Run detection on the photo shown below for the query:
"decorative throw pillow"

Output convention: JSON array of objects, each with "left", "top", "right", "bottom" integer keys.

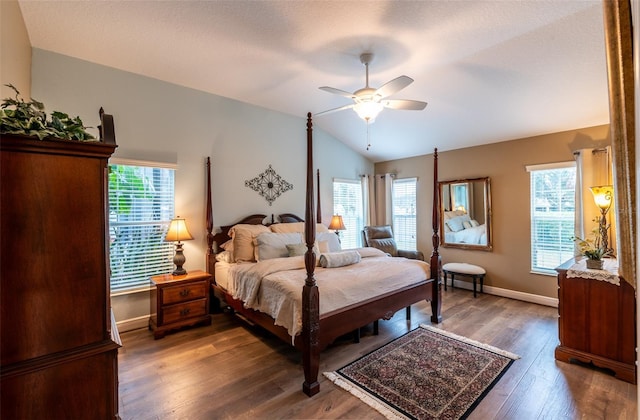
[
  {"left": 254, "top": 232, "right": 303, "bottom": 261},
  {"left": 319, "top": 250, "right": 361, "bottom": 268},
  {"left": 229, "top": 224, "right": 270, "bottom": 262},
  {"left": 286, "top": 242, "right": 319, "bottom": 257},
  {"left": 462, "top": 220, "right": 473, "bottom": 229},
  {"left": 215, "top": 250, "right": 233, "bottom": 263}
]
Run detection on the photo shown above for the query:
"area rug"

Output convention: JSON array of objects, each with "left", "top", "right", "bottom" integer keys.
[{"left": 324, "top": 324, "right": 519, "bottom": 420}]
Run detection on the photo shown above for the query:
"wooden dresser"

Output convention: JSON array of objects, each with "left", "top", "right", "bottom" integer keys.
[
  {"left": 555, "top": 257, "right": 636, "bottom": 383},
  {"left": 1, "top": 134, "right": 121, "bottom": 418},
  {"left": 150, "top": 270, "right": 212, "bottom": 339}
]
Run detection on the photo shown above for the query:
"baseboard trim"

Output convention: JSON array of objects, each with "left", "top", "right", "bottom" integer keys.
[
  {"left": 451, "top": 280, "right": 558, "bottom": 308},
  {"left": 116, "top": 315, "right": 150, "bottom": 333}
]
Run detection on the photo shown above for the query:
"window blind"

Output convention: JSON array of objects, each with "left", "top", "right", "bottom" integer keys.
[
  {"left": 108, "top": 163, "right": 175, "bottom": 292},
  {"left": 528, "top": 163, "right": 576, "bottom": 274},
  {"left": 392, "top": 177, "right": 417, "bottom": 251},
  {"left": 333, "top": 178, "right": 364, "bottom": 249}
]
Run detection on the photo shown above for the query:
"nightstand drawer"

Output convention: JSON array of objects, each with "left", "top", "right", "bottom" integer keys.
[
  {"left": 162, "top": 299, "right": 207, "bottom": 324},
  {"left": 162, "top": 280, "right": 207, "bottom": 305}
]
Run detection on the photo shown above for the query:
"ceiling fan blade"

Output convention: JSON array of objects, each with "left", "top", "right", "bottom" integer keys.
[
  {"left": 314, "top": 103, "right": 355, "bottom": 116},
  {"left": 375, "top": 76, "right": 414, "bottom": 98},
  {"left": 382, "top": 99, "right": 428, "bottom": 110},
  {"left": 319, "top": 86, "right": 356, "bottom": 98}
]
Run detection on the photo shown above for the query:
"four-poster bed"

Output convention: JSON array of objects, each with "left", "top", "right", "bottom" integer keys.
[{"left": 205, "top": 113, "right": 442, "bottom": 396}]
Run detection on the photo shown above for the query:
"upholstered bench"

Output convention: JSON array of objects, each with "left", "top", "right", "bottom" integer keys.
[{"left": 442, "top": 263, "right": 486, "bottom": 298}]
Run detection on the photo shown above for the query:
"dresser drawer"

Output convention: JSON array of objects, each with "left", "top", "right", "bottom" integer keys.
[
  {"left": 162, "top": 280, "right": 207, "bottom": 305},
  {"left": 162, "top": 299, "right": 207, "bottom": 324}
]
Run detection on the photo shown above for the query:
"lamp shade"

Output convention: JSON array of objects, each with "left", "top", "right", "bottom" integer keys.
[
  {"left": 164, "top": 217, "right": 194, "bottom": 242},
  {"left": 328, "top": 214, "right": 346, "bottom": 231},
  {"left": 590, "top": 185, "right": 614, "bottom": 210}
]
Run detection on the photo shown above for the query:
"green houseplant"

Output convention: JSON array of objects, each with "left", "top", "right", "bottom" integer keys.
[{"left": 0, "top": 84, "right": 95, "bottom": 141}]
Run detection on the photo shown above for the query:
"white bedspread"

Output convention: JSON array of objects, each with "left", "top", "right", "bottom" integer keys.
[
  {"left": 227, "top": 249, "right": 431, "bottom": 340},
  {"left": 445, "top": 223, "right": 486, "bottom": 245}
]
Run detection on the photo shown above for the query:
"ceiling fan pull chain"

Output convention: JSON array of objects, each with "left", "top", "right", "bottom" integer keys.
[{"left": 366, "top": 120, "right": 371, "bottom": 151}]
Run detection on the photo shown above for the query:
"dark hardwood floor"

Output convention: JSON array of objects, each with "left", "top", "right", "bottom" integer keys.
[{"left": 118, "top": 288, "right": 637, "bottom": 419}]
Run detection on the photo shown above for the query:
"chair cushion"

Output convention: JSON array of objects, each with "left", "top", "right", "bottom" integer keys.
[
  {"left": 368, "top": 237, "right": 398, "bottom": 257},
  {"left": 442, "top": 262, "right": 486, "bottom": 275}
]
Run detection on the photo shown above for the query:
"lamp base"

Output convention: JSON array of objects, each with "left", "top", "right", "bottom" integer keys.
[
  {"left": 172, "top": 268, "right": 187, "bottom": 276},
  {"left": 172, "top": 242, "right": 188, "bottom": 276}
]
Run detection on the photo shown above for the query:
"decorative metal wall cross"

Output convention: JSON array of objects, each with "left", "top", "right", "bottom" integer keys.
[{"left": 245, "top": 165, "right": 293, "bottom": 206}]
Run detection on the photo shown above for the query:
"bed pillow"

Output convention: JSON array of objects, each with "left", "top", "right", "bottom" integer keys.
[
  {"left": 462, "top": 220, "right": 473, "bottom": 229},
  {"left": 255, "top": 232, "right": 303, "bottom": 261},
  {"left": 471, "top": 219, "right": 480, "bottom": 227},
  {"left": 445, "top": 216, "right": 465, "bottom": 233},
  {"left": 286, "top": 242, "right": 320, "bottom": 257},
  {"left": 319, "top": 250, "right": 361, "bottom": 268},
  {"left": 215, "top": 250, "right": 233, "bottom": 263},
  {"left": 228, "top": 224, "right": 270, "bottom": 262},
  {"left": 316, "top": 232, "right": 341, "bottom": 252},
  {"left": 270, "top": 222, "right": 329, "bottom": 234}
]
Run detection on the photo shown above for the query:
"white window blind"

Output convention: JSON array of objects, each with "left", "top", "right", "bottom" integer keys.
[
  {"left": 108, "top": 163, "right": 176, "bottom": 292},
  {"left": 528, "top": 162, "right": 576, "bottom": 274},
  {"left": 333, "top": 178, "right": 364, "bottom": 249},
  {"left": 392, "top": 177, "right": 418, "bottom": 251}
]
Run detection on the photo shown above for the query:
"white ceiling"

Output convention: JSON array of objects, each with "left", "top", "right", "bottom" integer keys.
[{"left": 18, "top": 0, "right": 610, "bottom": 162}]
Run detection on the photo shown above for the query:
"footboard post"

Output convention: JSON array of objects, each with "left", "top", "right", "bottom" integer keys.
[
  {"left": 430, "top": 148, "right": 443, "bottom": 323},
  {"left": 302, "top": 113, "right": 320, "bottom": 396}
]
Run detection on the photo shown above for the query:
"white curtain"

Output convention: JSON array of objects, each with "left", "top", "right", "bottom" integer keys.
[
  {"left": 361, "top": 173, "right": 394, "bottom": 227},
  {"left": 361, "top": 174, "right": 376, "bottom": 227}
]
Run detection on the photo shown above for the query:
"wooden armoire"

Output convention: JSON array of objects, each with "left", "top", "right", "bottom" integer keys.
[{"left": 0, "top": 114, "right": 120, "bottom": 418}]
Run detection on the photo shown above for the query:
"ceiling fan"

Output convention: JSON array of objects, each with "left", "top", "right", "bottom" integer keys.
[{"left": 315, "top": 53, "right": 427, "bottom": 122}]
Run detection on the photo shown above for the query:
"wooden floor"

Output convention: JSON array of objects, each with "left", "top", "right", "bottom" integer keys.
[{"left": 118, "top": 288, "right": 637, "bottom": 419}]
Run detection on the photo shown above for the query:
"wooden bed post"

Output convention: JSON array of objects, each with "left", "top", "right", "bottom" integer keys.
[
  {"left": 317, "top": 169, "right": 322, "bottom": 224},
  {"left": 206, "top": 157, "right": 215, "bottom": 275},
  {"left": 430, "top": 148, "right": 443, "bottom": 323},
  {"left": 302, "top": 113, "right": 320, "bottom": 396}
]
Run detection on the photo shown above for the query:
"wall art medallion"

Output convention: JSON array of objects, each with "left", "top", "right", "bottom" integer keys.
[{"left": 245, "top": 165, "right": 293, "bottom": 206}]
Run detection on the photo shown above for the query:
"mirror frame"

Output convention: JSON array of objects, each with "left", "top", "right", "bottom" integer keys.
[{"left": 439, "top": 177, "right": 493, "bottom": 251}]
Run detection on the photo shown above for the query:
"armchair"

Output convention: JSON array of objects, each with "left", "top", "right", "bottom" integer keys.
[{"left": 362, "top": 225, "right": 424, "bottom": 261}]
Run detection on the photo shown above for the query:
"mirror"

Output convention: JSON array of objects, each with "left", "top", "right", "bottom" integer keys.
[{"left": 439, "top": 177, "right": 492, "bottom": 251}]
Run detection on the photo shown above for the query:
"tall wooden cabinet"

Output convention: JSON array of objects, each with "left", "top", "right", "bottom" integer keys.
[
  {"left": 555, "top": 257, "right": 636, "bottom": 384},
  {"left": 1, "top": 134, "right": 121, "bottom": 418}
]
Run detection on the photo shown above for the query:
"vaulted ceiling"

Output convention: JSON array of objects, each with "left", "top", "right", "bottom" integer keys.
[{"left": 19, "top": 0, "right": 609, "bottom": 162}]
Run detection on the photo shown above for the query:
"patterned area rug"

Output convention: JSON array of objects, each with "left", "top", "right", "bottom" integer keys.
[{"left": 324, "top": 324, "right": 519, "bottom": 420}]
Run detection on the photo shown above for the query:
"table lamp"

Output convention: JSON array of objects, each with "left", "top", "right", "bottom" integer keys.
[
  {"left": 328, "top": 214, "right": 346, "bottom": 240},
  {"left": 165, "top": 216, "right": 194, "bottom": 275},
  {"left": 589, "top": 185, "right": 613, "bottom": 255}
]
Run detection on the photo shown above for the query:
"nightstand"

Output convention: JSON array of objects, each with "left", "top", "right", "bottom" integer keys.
[{"left": 149, "top": 270, "right": 212, "bottom": 339}]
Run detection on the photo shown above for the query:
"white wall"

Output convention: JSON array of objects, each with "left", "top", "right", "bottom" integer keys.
[
  {"left": 0, "top": 0, "right": 31, "bottom": 99},
  {"left": 31, "top": 49, "right": 373, "bottom": 330}
]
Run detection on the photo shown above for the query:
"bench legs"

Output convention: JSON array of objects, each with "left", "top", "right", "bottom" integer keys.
[{"left": 443, "top": 270, "right": 485, "bottom": 298}]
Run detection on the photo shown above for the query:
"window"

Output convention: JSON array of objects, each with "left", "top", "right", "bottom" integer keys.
[
  {"left": 392, "top": 177, "right": 418, "bottom": 251},
  {"left": 333, "top": 179, "right": 364, "bottom": 249},
  {"left": 527, "top": 162, "right": 576, "bottom": 274},
  {"left": 108, "top": 161, "right": 176, "bottom": 292}
]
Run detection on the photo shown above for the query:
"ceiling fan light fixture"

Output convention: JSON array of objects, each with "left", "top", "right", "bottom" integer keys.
[{"left": 354, "top": 101, "right": 384, "bottom": 122}]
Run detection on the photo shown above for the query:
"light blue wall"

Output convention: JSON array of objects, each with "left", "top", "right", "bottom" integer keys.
[{"left": 31, "top": 49, "right": 373, "bottom": 328}]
